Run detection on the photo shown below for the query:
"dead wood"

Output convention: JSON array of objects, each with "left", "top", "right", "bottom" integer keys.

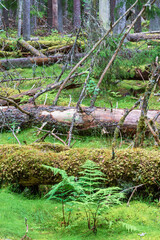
[
  {"left": 52, "top": 0, "right": 139, "bottom": 105},
  {"left": 90, "top": 0, "right": 157, "bottom": 107},
  {"left": 18, "top": 39, "right": 46, "bottom": 57},
  {"left": 0, "top": 53, "right": 85, "bottom": 69},
  {"left": 0, "top": 73, "right": 85, "bottom": 106},
  {"left": 0, "top": 105, "right": 160, "bottom": 134},
  {"left": 127, "top": 33, "right": 160, "bottom": 42}
]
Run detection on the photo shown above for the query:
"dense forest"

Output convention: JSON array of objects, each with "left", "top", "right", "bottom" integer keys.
[{"left": 0, "top": 0, "right": 160, "bottom": 239}]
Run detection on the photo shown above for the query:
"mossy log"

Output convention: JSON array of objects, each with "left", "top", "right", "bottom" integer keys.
[
  {"left": 18, "top": 39, "right": 46, "bottom": 57},
  {"left": 0, "top": 144, "right": 159, "bottom": 189},
  {"left": 0, "top": 50, "right": 23, "bottom": 58},
  {"left": 0, "top": 105, "right": 160, "bottom": 133},
  {"left": 0, "top": 55, "right": 64, "bottom": 69},
  {"left": 0, "top": 53, "right": 84, "bottom": 69},
  {"left": 0, "top": 39, "right": 84, "bottom": 52},
  {"left": 127, "top": 33, "right": 160, "bottom": 42}
]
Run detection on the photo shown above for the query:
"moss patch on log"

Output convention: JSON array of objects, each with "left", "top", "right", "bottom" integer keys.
[{"left": 0, "top": 144, "right": 159, "bottom": 192}]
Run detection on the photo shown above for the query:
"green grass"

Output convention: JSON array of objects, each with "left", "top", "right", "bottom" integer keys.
[{"left": 0, "top": 189, "right": 159, "bottom": 240}]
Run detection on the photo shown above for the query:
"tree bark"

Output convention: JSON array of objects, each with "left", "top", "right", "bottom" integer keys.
[
  {"left": 99, "top": 0, "right": 110, "bottom": 31},
  {"left": 0, "top": 53, "right": 84, "bottom": 69},
  {"left": 23, "top": 0, "right": 31, "bottom": 40},
  {"left": 127, "top": 32, "right": 160, "bottom": 42},
  {"left": 149, "top": 0, "right": 160, "bottom": 31},
  {"left": 58, "top": 0, "right": 63, "bottom": 32},
  {"left": 0, "top": 0, "right": 3, "bottom": 28},
  {"left": 73, "top": 0, "right": 81, "bottom": 29},
  {"left": 17, "top": 0, "right": 23, "bottom": 38},
  {"left": 2, "top": 7, "right": 9, "bottom": 30},
  {"left": 18, "top": 39, "right": 46, "bottom": 57},
  {"left": 134, "top": 4, "right": 142, "bottom": 33},
  {"left": 31, "top": 0, "right": 37, "bottom": 35},
  {"left": 0, "top": 105, "right": 160, "bottom": 134},
  {"left": 113, "top": 0, "right": 126, "bottom": 34},
  {"left": 110, "top": 0, "right": 116, "bottom": 24}
]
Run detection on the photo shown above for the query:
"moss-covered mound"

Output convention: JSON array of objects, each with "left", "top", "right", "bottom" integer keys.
[{"left": 0, "top": 144, "right": 159, "bottom": 191}]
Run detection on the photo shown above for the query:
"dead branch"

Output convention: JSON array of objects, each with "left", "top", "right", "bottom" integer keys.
[
  {"left": 52, "top": 0, "right": 139, "bottom": 105},
  {"left": 90, "top": 0, "right": 157, "bottom": 107}
]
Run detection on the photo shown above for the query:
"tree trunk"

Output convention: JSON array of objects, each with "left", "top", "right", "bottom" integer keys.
[
  {"left": 47, "top": 0, "right": 52, "bottom": 29},
  {"left": 149, "top": 0, "right": 160, "bottom": 31},
  {"left": 58, "top": 0, "right": 63, "bottom": 32},
  {"left": 127, "top": 32, "right": 160, "bottom": 42},
  {"left": 31, "top": 0, "right": 37, "bottom": 35},
  {"left": 110, "top": 0, "right": 116, "bottom": 24},
  {"left": 23, "top": 0, "right": 31, "bottom": 40},
  {"left": 0, "top": 105, "right": 160, "bottom": 134},
  {"left": 0, "top": 55, "right": 64, "bottom": 69},
  {"left": 0, "top": 53, "right": 84, "bottom": 69},
  {"left": 134, "top": 4, "right": 142, "bottom": 33},
  {"left": 73, "top": 0, "right": 81, "bottom": 29},
  {"left": 18, "top": 39, "right": 46, "bottom": 57},
  {"left": 113, "top": 0, "right": 126, "bottom": 34},
  {"left": 0, "top": 0, "right": 3, "bottom": 28},
  {"left": 99, "top": 0, "right": 110, "bottom": 31},
  {"left": 17, "top": 0, "right": 23, "bottom": 38},
  {"left": 2, "top": 7, "right": 9, "bottom": 30}
]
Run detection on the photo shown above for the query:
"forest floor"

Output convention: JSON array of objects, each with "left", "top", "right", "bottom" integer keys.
[
  {"left": 0, "top": 30, "right": 160, "bottom": 239},
  {"left": 0, "top": 189, "right": 159, "bottom": 240}
]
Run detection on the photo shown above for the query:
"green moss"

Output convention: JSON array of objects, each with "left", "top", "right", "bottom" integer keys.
[
  {"left": 0, "top": 145, "right": 159, "bottom": 193},
  {"left": 31, "top": 142, "right": 69, "bottom": 152}
]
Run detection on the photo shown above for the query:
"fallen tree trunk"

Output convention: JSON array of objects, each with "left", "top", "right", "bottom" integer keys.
[
  {"left": 0, "top": 53, "right": 85, "bottom": 69},
  {"left": 0, "top": 144, "right": 159, "bottom": 188},
  {"left": 18, "top": 39, "right": 46, "bottom": 57},
  {"left": 0, "top": 105, "right": 160, "bottom": 133},
  {"left": 127, "top": 33, "right": 160, "bottom": 42}
]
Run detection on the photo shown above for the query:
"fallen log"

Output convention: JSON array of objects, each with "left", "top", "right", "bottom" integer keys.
[
  {"left": 0, "top": 105, "right": 160, "bottom": 134},
  {"left": 127, "top": 33, "right": 160, "bottom": 42},
  {"left": 18, "top": 39, "right": 46, "bottom": 57},
  {"left": 0, "top": 144, "right": 159, "bottom": 188},
  {"left": 0, "top": 53, "right": 85, "bottom": 69}
]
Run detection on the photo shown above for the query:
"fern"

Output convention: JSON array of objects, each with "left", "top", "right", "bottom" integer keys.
[
  {"left": 42, "top": 161, "right": 125, "bottom": 233},
  {"left": 119, "top": 221, "right": 138, "bottom": 232}
]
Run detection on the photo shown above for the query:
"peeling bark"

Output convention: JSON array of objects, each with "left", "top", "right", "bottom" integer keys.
[{"left": 0, "top": 105, "right": 160, "bottom": 134}]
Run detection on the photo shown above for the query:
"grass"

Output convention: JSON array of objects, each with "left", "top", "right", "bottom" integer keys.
[{"left": 0, "top": 189, "right": 159, "bottom": 240}]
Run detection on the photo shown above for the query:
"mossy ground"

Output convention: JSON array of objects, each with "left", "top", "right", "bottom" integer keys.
[
  {"left": 0, "top": 29, "right": 160, "bottom": 240},
  {"left": 0, "top": 189, "right": 159, "bottom": 240}
]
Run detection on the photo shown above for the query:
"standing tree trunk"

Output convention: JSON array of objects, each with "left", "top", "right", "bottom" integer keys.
[
  {"left": 47, "top": 0, "right": 58, "bottom": 30},
  {"left": 23, "top": 0, "right": 30, "bottom": 40},
  {"left": 99, "top": 0, "right": 110, "bottom": 31},
  {"left": 113, "top": 0, "right": 126, "bottom": 34},
  {"left": 134, "top": 4, "right": 142, "bottom": 33},
  {"left": 2, "top": 7, "right": 9, "bottom": 30},
  {"left": 149, "top": 0, "right": 160, "bottom": 31},
  {"left": 110, "top": 0, "right": 116, "bottom": 24},
  {"left": 0, "top": 0, "right": 3, "bottom": 28},
  {"left": 74, "top": 0, "right": 81, "bottom": 29},
  {"left": 31, "top": 0, "right": 37, "bottom": 35},
  {"left": 58, "top": 0, "right": 63, "bottom": 32},
  {"left": 47, "top": 0, "right": 52, "bottom": 29},
  {"left": 17, "top": 0, "right": 23, "bottom": 38}
]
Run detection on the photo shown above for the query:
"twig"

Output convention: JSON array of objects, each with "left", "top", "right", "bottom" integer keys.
[
  {"left": 0, "top": 109, "right": 21, "bottom": 145},
  {"left": 125, "top": 184, "right": 145, "bottom": 206},
  {"left": 53, "top": 0, "right": 139, "bottom": 105},
  {"left": 90, "top": 0, "right": 157, "bottom": 107},
  {"left": 0, "top": 95, "right": 32, "bottom": 116}
]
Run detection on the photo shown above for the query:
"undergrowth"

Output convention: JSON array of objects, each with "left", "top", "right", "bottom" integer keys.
[{"left": 0, "top": 189, "right": 159, "bottom": 240}]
